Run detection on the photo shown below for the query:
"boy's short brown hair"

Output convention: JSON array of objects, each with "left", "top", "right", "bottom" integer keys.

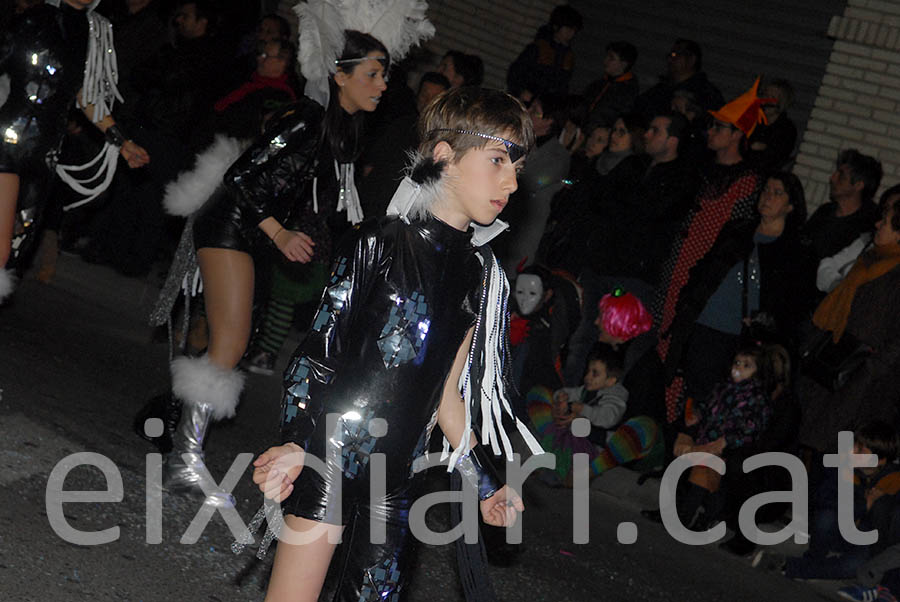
[
  {"left": 586, "top": 344, "right": 624, "bottom": 382},
  {"left": 418, "top": 87, "right": 535, "bottom": 160}
]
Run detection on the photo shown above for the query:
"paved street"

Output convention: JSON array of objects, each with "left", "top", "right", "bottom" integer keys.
[{"left": 0, "top": 255, "right": 851, "bottom": 601}]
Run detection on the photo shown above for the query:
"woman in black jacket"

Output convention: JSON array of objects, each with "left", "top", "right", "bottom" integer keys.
[
  {"left": 160, "top": 31, "right": 389, "bottom": 500},
  {"left": 662, "top": 171, "right": 808, "bottom": 410}
]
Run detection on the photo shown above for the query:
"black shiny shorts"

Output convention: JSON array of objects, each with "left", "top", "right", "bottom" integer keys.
[
  {"left": 283, "top": 459, "right": 422, "bottom": 602},
  {"left": 192, "top": 187, "right": 255, "bottom": 253},
  {"left": 0, "top": 148, "right": 16, "bottom": 174}
]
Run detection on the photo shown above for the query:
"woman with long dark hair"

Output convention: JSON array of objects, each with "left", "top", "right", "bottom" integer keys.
[{"left": 159, "top": 30, "right": 391, "bottom": 500}]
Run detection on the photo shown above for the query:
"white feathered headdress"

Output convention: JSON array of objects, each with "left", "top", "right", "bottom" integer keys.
[{"left": 294, "top": 0, "right": 435, "bottom": 107}]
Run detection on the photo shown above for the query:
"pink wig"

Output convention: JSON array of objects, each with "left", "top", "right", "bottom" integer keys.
[{"left": 598, "top": 289, "right": 652, "bottom": 342}]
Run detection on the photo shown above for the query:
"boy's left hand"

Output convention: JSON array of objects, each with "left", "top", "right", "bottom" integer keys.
[{"left": 480, "top": 485, "right": 524, "bottom": 527}]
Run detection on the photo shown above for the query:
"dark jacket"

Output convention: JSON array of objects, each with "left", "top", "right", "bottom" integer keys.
[
  {"left": 604, "top": 157, "right": 698, "bottom": 283},
  {"left": 279, "top": 215, "right": 485, "bottom": 499},
  {"left": 110, "top": 2, "right": 168, "bottom": 93},
  {"left": 358, "top": 111, "right": 419, "bottom": 218},
  {"left": 746, "top": 115, "right": 798, "bottom": 172},
  {"left": 663, "top": 218, "right": 808, "bottom": 376},
  {"left": 536, "top": 153, "right": 649, "bottom": 274},
  {"left": 583, "top": 73, "right": 639, "bottom": 128},
  {"left": 798, "top": 264, "right": 900, "bottom": 453},
  {"left": 663, "top": 217, "right": 757, "bottom": 380},
  {"left": 582, "top": 154, "right": 651, "bottom": 272},
  {"left": 194, "top": 99, "right": 334, "bottom": 256},
  {"left": 636, "top": 71, "right": 725, "bottom": 120},
  {"left": 803, "top": 201, "right": 879, "bottom": 262},
  {"left": 801, "top": 201, "right": 879, "bottom": 306},
  {"left": 756, "top": 230, "right": 811, "bottom": 347},
  {"left": 226, "top": 99, "right": 324, "bottom": 228},
  {"left": 0, "top": 3, "right": 88, "bottom": 169},
  {"left": 128, "top": 35, "right": 224, "bottom": 145},
  {"left": 507, "top": 26, "right": 575, "bottom": 96}
]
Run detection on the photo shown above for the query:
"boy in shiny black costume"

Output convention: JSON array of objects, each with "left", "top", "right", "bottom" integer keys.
[{"left": 251, "top": 87, "right": 545, "bottom": 602}]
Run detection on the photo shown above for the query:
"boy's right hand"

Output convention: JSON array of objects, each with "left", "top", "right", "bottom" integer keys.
[{"left": 252, "top": 443, "right": 305, "bottom": 502}]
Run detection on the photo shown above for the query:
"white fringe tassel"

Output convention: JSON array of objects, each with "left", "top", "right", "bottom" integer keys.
[
  {"left": 58, "top": 144, "right": 121, "bottom": 209},
  {"left": 57, "top": 11, "right": 124, "bottom": 207},
  {"left": 334, "top": 161, "right": 363, "bottom": 224},
  {"left": 80, "top": 13, "right": 123, "bottom": 123},
  {"left": 445, "top": 253, "right": 544, "bottom": 470}
]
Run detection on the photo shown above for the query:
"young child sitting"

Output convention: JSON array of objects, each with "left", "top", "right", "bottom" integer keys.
[
  {"left": 529, "top": 345, "right": 628, "bottom": 485},
  {"left": 680, "top": 345, "right": 776, "bottom": 454},
  {"left": 782, "top": 421, "right": 900, "bottom": 583},
  {"left": 667, "top": 344, "right": 779, "bottom": 528},
  {"left": 553, "top": 345, "right": 628, "bottom": 442}
]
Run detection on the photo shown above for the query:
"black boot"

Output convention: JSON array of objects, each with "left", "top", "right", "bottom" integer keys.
[
  {"left": 677, "top": 482, "right": 709, "bottom": 529},
  {"left": 133, "top": 393, "right": 182, "bottom": 453}
]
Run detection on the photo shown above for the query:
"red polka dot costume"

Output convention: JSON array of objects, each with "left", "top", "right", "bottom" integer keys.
[{"left": 654, "top": 162, "right": 763, "bottom": 422}]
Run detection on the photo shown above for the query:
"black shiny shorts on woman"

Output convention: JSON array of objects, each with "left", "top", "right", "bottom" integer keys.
[{"left": 192, "top": 187, "right": 259, "bottom": 253}]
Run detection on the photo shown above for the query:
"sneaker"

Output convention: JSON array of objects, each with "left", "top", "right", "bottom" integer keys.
[
  {"left": 837, "top": 585, "right": 897, "bottom": 602},
  {"left": 245, "top": 350, "right": 276, "bottom": 375},
  {"left": 751, "top": 550, "right": 786, "bottom": 574}
]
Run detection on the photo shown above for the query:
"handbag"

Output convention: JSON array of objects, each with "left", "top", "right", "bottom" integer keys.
[{"left": 799, "top": 328, "right": 873, "bottom": 392}]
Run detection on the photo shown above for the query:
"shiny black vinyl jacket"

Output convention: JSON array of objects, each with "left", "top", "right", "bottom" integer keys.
[
  {"left": 194, "top": 97, "right": 349, "bottom": 260},
  {"left": 280, "top": 214, "right": 485, "bottom": 523},
  {"left": 0, "top": 3, "right": 88, "bottom": 175}
]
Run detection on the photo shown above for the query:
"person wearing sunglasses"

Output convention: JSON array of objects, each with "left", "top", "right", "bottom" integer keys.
[{"left": 635, "top": 38, "right": 724, "bottom": 122}]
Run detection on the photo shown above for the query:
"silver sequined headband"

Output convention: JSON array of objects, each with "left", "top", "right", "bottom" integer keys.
[{"left": 428, "top": 129, "right": 527, "bottom": 163}]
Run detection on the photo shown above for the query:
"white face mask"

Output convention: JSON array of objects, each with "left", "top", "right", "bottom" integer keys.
[{"left": 515, "top": 274, "right": 544, "bottom": 316}]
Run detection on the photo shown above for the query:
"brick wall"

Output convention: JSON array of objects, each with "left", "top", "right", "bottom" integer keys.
[{"left": 794, "top": 0, "right": 900, "bottom": 209}]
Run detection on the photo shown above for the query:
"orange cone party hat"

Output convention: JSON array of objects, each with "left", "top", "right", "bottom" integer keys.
[{"left": 708, "top": 77, "right": 775, "bottom": 137}]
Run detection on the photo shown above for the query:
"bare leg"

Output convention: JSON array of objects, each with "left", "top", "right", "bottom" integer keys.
[
  {"left": 0, "top": 173, "right": 20, "bottom": 268},
  {"left": 162, "top": 247, "right": 254, "bottom": 497},
  {"left": 265, "top": 515, "right": 343, "bottom": 602},
  {"left": 196, "top": 247, "right": 255, "bottom": 370}
]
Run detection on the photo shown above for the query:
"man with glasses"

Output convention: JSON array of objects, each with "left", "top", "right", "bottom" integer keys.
[
  {"left": 636, "top": 39, "right": 724, "bottom": 121},
  {"left": 652, "top": 81, "right": 768, "bottom": 430},
  {"left": 563, "top": 110, "right": 697, "bottom": 390}
]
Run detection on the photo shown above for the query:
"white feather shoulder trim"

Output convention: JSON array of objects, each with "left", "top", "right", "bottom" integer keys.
[
  {"left": 0, "top": 269, "right": 16, "bottom": 303},
  {"left": 163, "top": 136, "right": 246, "bottom": 217}
]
